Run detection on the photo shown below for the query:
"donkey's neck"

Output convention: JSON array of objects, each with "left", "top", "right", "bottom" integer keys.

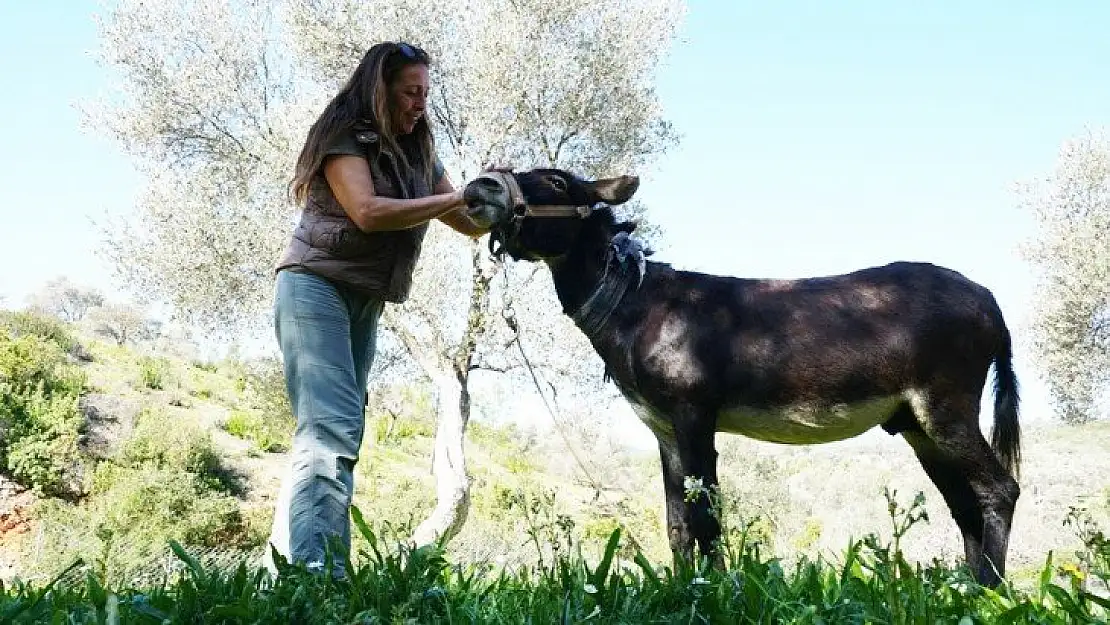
[
  {"left": 547, "top": 234, "right": 643, "bottom": 339},
  {"left": 548, "top": 244, "right": 611, "bottom": 319}
]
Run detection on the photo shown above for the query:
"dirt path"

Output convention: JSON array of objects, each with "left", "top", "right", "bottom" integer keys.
[{"left": 0, "top": 476, "right": 35, "bottom": 583}]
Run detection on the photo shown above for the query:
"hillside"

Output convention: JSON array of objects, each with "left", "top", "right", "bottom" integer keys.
[{"left": 1, "top": 308, "right": 1108, "bottom": 594}]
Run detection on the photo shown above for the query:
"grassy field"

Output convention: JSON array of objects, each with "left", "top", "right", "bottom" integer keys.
[
  {"left": 1, "top": 500, "right": 1108, "bottom": 623},
  {"left": 1, "top": 308, "right": 1109, "bottom": 622}
]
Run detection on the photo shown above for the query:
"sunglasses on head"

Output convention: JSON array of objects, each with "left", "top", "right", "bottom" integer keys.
[{"left": 396, "top": 42, "right": 424, "bottom": 59}]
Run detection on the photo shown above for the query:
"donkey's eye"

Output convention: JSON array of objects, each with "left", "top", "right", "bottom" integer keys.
[{"left": 548, "top": 177, "right": 568, "bottom": 192}]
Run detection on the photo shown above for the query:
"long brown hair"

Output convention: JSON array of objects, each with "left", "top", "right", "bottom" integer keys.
[{"left": 289, "top": 41, "right": 437, "bottom": 205}]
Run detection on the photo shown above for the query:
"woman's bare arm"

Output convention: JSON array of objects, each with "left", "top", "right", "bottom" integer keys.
[{"left": 324, "top": 155, "right": 464, "bottom": 232}]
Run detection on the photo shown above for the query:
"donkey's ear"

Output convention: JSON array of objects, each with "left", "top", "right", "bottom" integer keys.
[{"left": 586, "top": 175, "right": 639, "bottom": 205}]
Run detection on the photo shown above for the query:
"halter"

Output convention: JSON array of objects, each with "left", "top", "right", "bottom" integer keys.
[
  {"left": 477, "top": 171, "right": 653, "bottom": 353},
  {"left": 478, "top": 171, "right": 597, "bottom": 259}
]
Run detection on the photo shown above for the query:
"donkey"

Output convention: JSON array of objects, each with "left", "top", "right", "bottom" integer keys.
[{"left": 461, "top": 167, "right": 1022, "bottom": 587}]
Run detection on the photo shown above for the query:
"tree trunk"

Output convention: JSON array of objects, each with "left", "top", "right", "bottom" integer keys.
[
  {"left": 408, "top": 240, "right": 495, "bottom": 548},
  {"left": 410, "top": 371, "right": 471, "bottom": 547}
]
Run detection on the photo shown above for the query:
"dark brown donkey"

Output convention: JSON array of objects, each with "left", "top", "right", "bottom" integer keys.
[{"left": 462, "top": 167, "right": 1022, "bottom": 587}]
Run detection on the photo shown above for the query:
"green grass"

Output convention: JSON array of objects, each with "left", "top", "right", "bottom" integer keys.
[
  {"left": 2, "top": 491, "right": 1108, "bottom": 624},
  {"left": 2, "top": 506, "right": 1108, "bottom": 624}
]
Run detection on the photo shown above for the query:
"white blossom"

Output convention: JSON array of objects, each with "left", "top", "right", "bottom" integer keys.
[{"left": 1017, "top": 128, "right": 1110, "bottom": 423}]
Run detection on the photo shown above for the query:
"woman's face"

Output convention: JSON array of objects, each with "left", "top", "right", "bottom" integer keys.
[{"left": 391, "top": 63, "right": 429, "bottom": 135}]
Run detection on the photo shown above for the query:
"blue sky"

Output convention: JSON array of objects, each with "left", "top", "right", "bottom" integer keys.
[{"left": 2, "top": 1, "right": 1109, "bottom": 425}]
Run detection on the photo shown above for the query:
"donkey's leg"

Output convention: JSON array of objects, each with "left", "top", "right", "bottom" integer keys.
[
  {"left": 672, "top": 418, "right": 723, "bottom": 565},
  {"left": 901, "top": 430, "right": 985, "bottom": 572},
  {"left": 652, "top": 405, "right": 722, "bottom": 568},
  {"left": 657, "top": 439, "right": 695, "bottom": 558},
  {"left": 903, "top": 396, "right": 1020, "bottom": 587}
]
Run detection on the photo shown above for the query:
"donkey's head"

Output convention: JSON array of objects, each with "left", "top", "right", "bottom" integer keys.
[{"left": 463, "top": 167, "right": 640, "bottom": 261}]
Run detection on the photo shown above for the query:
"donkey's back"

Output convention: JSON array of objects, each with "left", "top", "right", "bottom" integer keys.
[{"left": 625, "top": 261, "right": 1013, "bottom": 446}]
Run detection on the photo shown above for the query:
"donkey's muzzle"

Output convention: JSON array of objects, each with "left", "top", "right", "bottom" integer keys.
[{"left": 463, "top": 175, "right": 509, "bottom": 229}]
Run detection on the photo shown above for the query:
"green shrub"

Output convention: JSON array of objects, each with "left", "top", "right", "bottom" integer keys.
[
  {"left": 468, "top": 420, "right": 518, "bottom": 451},
  {"left": 137, "top": 355, "right": 169, "bottom": 390},
  {"left": 18, "top": 401, "right": 254, "bottom": 584},
  {"left": 578, "top": 498, "right": 661, "bottom": 562},
  {"left": 793, "top": 516, "right": 824, "bottom": 552},
  {"left": 582, "top": 514, "right": 622, "bottom": 545},
  {"left": 0, "top": 309, "right": 77, "bottom": 353},
  {"left": 372, "top": 412, "right": 436, "bottom": 445},
  {"left": 4, "top": 386, "right": 84, "bottom": 496},
  {"left": 119, "top": 407, "right": 233, "bottom": 493},
  {"left": 0, "top": 331, "right": 87, "bottom": 496},
  {"left": 221, "top": 357, "right": 296, "bottom": 452},
  {"left": 0, "top": 333, "right": 85, "bottom": 397},
  {"left": 95, "top": 463, "right": 248, "bottom": 547},
  {"left": 191, "top": 359, "right": 221, "bottom": 373},
  {"left": 223, "top": 409, "right": 291, "bottom": 453},
  {"left": 223, "top": 409, "right": 253, "bottom": 438},
  {"left": 504, "top": 453, "right": 536, "bottom": 475},
  {"left": 239, "top": 359, "right": 289, "bottom": 414},
  {"left": 367, "top": 383, "right": 436, "bottom": 446},
  {"left": 27, "top": 462, "right": 252, "bottom": 587}
]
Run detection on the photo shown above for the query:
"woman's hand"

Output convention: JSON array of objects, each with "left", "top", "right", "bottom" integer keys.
[{"left": 433, "top": 170, "right": 489, "bottom": 239}]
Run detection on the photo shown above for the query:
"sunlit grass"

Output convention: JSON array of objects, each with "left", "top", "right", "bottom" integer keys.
[{"left": 2, "top": 491, "right": 1107, "bottom": 624}]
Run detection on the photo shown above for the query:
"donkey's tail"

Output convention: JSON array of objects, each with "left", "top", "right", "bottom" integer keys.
[{"left": 990, "top": 309, "right": 1022, "bottom": 480}]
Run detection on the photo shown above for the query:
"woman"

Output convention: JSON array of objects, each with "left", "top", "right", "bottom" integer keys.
[{"left": 265, "top": 41, "right": 487, "bottom": 576}]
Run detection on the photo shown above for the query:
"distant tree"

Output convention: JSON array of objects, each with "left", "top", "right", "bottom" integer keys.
[
  {"left": 88, "top": 303, "right": 163, "bottom": 346},
  {"left": 26, "top": 276, "right": 105, "bottom": 323},
  {"left": 1018, "top": 128, "right": 1110, "bottom": 424},
  {"left": 87, "top": 0, "right": 686, "bottom": 546}
]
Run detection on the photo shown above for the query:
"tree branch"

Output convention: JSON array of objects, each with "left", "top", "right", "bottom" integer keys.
[
  {"left": 453, "top": 241, "right": 498, "bottom": 378},
  {"left": 384, "top": 309, "right": 451, "bottom": 376},
  {"left": 552, "top": 128, "right": 581, "bottom": 166}
]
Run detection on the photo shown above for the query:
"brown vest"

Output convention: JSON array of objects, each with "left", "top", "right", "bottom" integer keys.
[{"left": 275, "top": 124, "right": 434, "bottom": 303}]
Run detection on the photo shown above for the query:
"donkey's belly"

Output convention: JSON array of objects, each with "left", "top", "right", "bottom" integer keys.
[{"left": 716, "top": 395, "right": 904, "bottom": 444}]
